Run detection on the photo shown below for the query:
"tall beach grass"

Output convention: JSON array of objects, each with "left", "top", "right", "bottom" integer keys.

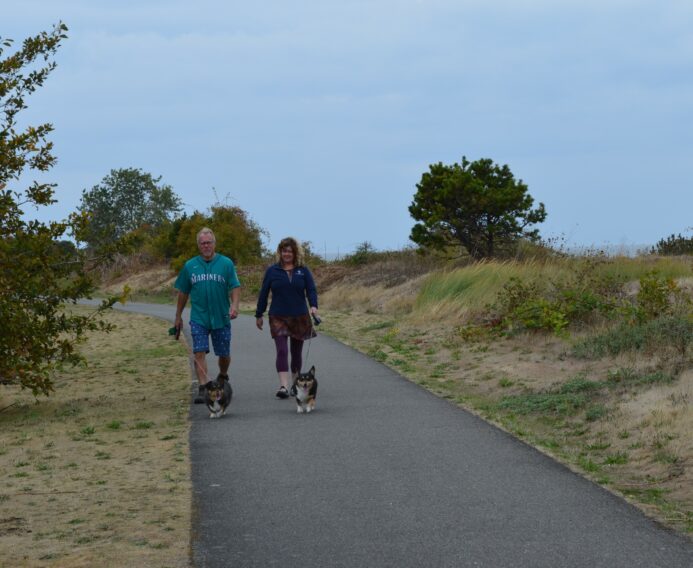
[{"left": 412, "top": 255, "right": 692, "bottom": 320}]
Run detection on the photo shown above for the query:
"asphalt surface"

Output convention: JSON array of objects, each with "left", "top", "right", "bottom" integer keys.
[{"left": 112, "top": 302, "right": 692, "bottom": 568}]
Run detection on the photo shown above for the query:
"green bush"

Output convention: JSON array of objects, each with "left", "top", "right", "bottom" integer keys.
[
  {"left": 511, "top": 298, "right": 569, "bottom": 333},
  {"left": 634, "top": 271, "right": 678, "bottom": 323}
]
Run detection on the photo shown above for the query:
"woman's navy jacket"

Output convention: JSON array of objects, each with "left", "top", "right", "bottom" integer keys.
[{"left": 255, "top": 263, "right": 318, "bottom": 318}]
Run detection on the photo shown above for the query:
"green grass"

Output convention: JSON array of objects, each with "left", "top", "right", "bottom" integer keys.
[
  {"left": 603, "top": 451, "right": 629, "bottom": 465},
  {"left": 573, "top": 316, "right": 692, "bottom": 359},
  {"left": 358, "top": 321, "right": 395, "bottom": 332},
  {"left": 499, "top": 392, "right": 589, "bottom": 415}
]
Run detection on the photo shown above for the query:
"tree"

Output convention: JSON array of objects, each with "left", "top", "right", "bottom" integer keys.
[
  {"left": 78, "top": 167, "right": 182, "bottom": 247},
  {"left": 1, "top": 24, "right": 119, "bottom": 396},
  {"left": 346, "top": 241, "right": 376, "bottom": 265},
  {"left": 170, "top": 205, "right": 268, "bottom": 270},
  {"left": 651, "top": 231, "right": 693, "bottom": 256},
  {"left": 409, "top": 157, "right": 547, "bottom": 260}
]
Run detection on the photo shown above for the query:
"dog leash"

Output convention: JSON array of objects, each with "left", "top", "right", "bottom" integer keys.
[{"left": 302, "top": 309, "right": 321, "bottom": 372}]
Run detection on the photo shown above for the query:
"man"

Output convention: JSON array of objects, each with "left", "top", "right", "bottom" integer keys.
[{"left": 174, "top": 227, "right": 241, "bottom": 403}]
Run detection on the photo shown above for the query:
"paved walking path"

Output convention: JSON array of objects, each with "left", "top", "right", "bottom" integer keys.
[{"left": 115, "top": 302, "right": 692, "bottom": 568}]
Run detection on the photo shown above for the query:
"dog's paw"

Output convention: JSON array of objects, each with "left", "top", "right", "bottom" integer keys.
[
  {"left": 209, "top": 413, "right": 216, "bottom": 419},
  {"left": 296, "top": 406, "right": 303, "bottom": 414},
  {"left": 306, "top": 406, "right": 313, "bottom": 413}
]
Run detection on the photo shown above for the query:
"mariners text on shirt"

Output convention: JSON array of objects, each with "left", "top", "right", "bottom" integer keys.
[{"left": 191, "top": 273, "right": 227, "bottom": 284}]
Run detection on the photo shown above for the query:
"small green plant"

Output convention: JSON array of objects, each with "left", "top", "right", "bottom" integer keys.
[
  {"left": 577, "top": 455, "right": 601, "bottom": 473},
  {"left": 585, "top": 404, "right": 607, "bottom": 422},
  {"left": 368, "top": 348, "right": 387, "bottom": 362},
  {"left": 603, "top": 451, "right": 629, "bottom": 465},
  {"left": 106, "top": 420, "right": 122, "bottom": 430},
  {"left": 499, "top": 392, "right": 588, "bottom": 415},
  {"left": 80, "top": 426, "right": 95, "bottom": 436},
  {"left": 653, "top": 450, "right": 680, "bottom": 465},
  {"left": 134, "top": 421, "right": 154, "bottom": 430},
  {"left": 359, "top": 320, "right": 395, "bottom": 332}
]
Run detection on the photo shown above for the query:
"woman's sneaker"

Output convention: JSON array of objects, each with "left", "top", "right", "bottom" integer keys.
[
  {"left": 194, "top": 384, "right": 206, "bottom": 404},
  {"left": 275, "top": 386, "right": 289, "bottom": 399}
]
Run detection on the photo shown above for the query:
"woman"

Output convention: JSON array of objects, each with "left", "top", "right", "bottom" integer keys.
[{"left": 255, "top": 237, "right": 319, "bottom": 398}]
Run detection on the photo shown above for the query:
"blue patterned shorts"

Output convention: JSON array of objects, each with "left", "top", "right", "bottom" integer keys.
[{"left": 190, "top": 321, "right": 231, "bottom": 357}]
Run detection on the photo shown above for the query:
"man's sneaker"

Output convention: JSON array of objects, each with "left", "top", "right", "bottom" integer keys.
[
  {"left": 289, "top": 384, "right": 297, "bottom": 397},
  {"left": 194, "top": 384, "right": 206, "bottom": 404},
  {"left": 275, "top": 386, "right": 289, "bottom": 399}
]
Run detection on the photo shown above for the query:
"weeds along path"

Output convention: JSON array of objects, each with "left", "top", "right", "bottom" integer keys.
[{"left": 112, "top": 301, "right": 693, "bottom": 568}]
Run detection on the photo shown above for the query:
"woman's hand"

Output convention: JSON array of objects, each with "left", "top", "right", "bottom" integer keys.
[
  {"left": 255, "top": 317, "right": 263, "bottom": 330},
  {"left": 310, "top": 306, "right": 319, "bottom": 317}
]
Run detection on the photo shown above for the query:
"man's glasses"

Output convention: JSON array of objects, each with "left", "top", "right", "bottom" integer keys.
[{"left": 199, "top": 241, "right": 214, "bottom": 246}]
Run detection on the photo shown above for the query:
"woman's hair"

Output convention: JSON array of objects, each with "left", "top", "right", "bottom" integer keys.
[{"left": 276, "top": 237, "right": 305, "bottom": 267}]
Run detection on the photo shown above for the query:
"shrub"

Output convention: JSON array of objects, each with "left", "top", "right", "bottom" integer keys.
[
  {"left": 573, "top": 315, "right": 692, "bottom": 361},
  {"left": 511, "top": 298, "right": 569, "bottom": 333},
  {"left": 651, "top": 232, "right": 693, "bottom": 256},
  {"left": 634, "top": 271, "right": 679, "bottom": 323}
]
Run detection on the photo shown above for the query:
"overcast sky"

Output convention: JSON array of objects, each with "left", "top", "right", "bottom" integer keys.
[{"left": 5, "top": 1, "right": 692, "bottom": 255}]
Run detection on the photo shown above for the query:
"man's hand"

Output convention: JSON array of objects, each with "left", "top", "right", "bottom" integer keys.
[
  {"left": 229, "top": 307, "right": 239, "bottom": 320},
  {"left": 255, "top": 317, "right": 263, "bottom": 330}
]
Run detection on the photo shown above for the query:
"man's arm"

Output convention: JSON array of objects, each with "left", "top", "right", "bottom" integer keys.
[
  {"left": 229, "top": 287, "right": 240, "bottom": 319},
  {"left": 175, "top": 291, "right": 189, "bottom": 330}
]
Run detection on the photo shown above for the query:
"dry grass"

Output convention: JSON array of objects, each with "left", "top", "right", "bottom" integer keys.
[{"left": 0, "top": 308, "right": 191, "bottom": 567}]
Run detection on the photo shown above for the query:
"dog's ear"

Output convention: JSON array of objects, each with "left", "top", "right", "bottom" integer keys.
[{"left": 309, "top": 365, "right": 315, "bottom": 377}]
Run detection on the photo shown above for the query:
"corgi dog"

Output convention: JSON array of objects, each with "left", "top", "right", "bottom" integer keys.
[
  {"left": 205, "top": 373, "right": 233, "bottom": 419},
  {"left": 294, "top": 366, "right": 318, "bottom": 414}
]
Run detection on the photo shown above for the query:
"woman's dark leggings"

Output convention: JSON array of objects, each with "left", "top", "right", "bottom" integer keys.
[{"left": 274, "top": 336, "right": 304, "bottom": 373}]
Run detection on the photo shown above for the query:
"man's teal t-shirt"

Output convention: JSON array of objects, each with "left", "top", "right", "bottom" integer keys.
[{"left": 174, "top": 254, "right": 241, "bottom": 330}]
